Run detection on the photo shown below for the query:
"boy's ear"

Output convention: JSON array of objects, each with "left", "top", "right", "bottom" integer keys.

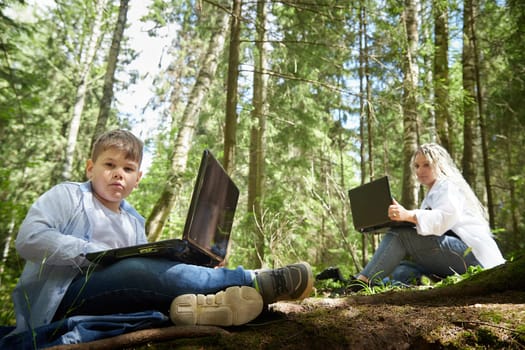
[
  {"left": 135, "top": 170, "right": 143, "bottom": 188},
  {"left": 86, "top": 159, "right": 94, "bottom": 179}
]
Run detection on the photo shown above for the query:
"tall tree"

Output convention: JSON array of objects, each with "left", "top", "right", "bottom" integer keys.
[
  {"left": 401, "top": 0, "right": 419, "bottom": 209},
  {"left": 358, "top": 0, "right": 376, "bottom": 268},
  {"left": 247, "top": 0, "right": 269, "bottom": 268},
  {"left": 461, "top": 0, "right": 478, "bottom": 189},
  {"left": 223, "top": 0, "right": 242, "bottom": 174},
  {"left": 146, "top": 10, "right": 230, "bottom": 241},
  {"left": 469, "top": 0, "right": 494, "bottom": 227},
  {"left": 62, "top": 0, "right": 107, "bottom": 180},
  {"left": 433, "top": 0, "right": 453, "bottom": 156},
  {"left": 91, "top": 0, "right": 130, "bottom": 147}
]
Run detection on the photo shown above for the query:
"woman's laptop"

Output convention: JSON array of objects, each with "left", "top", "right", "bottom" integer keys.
[
  {"left": 348, "top": 176, "right": 414, "bottom": 233},
  {"left": 86, "top": 149, "right": 239, "bottom": 267}
]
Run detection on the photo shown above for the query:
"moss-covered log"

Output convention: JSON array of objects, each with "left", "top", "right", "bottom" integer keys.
[{"left": 350, "top": 255, "right": 525, "bottom": 305}]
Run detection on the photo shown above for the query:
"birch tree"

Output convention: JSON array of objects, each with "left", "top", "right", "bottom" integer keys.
[
  {"left": 62, "top": 0, "right": 107, "bottom": 180},
  {"left": 146, "top": 10, "right": 230, "bottom": 241}
]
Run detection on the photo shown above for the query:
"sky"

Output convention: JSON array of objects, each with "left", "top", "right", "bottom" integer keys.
[
  {"left": 114, "top": 1, "right": 171, "bottom": 174},
  {"left": 21, "top": 0, "right": 170, "bottom": 174}
]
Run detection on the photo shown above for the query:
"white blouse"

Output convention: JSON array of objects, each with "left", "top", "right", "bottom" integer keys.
[{"left": 414, "top": 178, "right": 505, "bottom": 268}]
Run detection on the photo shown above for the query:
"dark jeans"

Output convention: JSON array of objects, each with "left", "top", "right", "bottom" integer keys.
[
  {"left": 361, "top": 227, "right": 481, "bottom": 285},
  {"left": 54, "top": 257, "right": 253, "bottom": 320}
]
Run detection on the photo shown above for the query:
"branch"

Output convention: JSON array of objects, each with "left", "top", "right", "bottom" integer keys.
[
  {"left": 45, "top": 325, "right": 230, "bottom": 350},
  {"left": 239, "top": 68, "right": 361, "bottom": 97},
  {"left": 453, "top": 320, "right": 525, "bottom": 335}
]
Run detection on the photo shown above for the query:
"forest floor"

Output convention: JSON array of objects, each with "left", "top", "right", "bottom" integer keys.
[{"left": 60, "top": 287, "right": 525, "bottom": 350}]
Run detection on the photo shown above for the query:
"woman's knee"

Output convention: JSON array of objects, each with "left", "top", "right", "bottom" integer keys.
[{"left": 391, "top": 261, "right": 423, "bottom": 284}]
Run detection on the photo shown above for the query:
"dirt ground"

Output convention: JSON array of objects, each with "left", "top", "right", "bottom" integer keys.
[
  {"left": 46, "top": 258, "right": 524, "bottom": 349},
  {"left": 67, "top": 288, "right": 524, "bottom": 350},
  {"left": 197, "top": 291, "right": 524, "bottom": 350}
]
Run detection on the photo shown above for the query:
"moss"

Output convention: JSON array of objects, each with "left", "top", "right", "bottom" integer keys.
[{"left": 479, "top": 310, "right": 503, "bottom": 323}]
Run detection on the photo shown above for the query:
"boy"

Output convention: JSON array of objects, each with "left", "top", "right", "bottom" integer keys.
[{"left": 12, "top": 129, "right": 313, "bottom": 335}]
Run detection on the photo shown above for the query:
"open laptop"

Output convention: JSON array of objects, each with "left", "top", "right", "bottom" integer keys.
[
  {"left": 86, "top": 149, "right": 239, "bottom": 267},
  {"left": 348, "top": 176, "right": 414, "bottom": 233}
]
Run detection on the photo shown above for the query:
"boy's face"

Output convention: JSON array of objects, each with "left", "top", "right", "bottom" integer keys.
[{"left": 86, "top": 148, "right": 142, "bottom": 212}]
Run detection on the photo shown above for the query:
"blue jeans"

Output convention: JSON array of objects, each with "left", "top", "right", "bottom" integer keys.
[
  {"left": 361, "top": 227, "right": 481, "bottom": 285},
  {"left": 54, "top": 258, "right": 254, "bottom": 320}
]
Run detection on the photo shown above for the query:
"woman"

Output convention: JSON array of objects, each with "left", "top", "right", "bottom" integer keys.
[{"left": 352, "top": 143, "right": 505, "bottom": 288}]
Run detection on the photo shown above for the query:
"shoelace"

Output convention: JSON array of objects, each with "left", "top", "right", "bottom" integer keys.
[{"left": 272, "top": 268, "right": 288, "bottom": 297}]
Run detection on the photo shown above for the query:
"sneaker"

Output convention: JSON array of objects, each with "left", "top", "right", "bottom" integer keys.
[
  {"left": 344, "top": 277, "right": 369, "bottom": 294},
  {"left": 315, "top": 266, "right": 347, "bottom": 283},
  {"left": 255, "top": 262, "right": 314, "bottom": 305},
  {"left": 170, "top": 286, "right": 263, "bottom": 326}
]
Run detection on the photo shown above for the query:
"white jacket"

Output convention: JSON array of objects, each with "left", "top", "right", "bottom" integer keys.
[
  {"left": 414, "top": 178, "right": 505, "bottom": 268},
  {"left": 12, "top": 181, "right": 146, "bottom": 334}
]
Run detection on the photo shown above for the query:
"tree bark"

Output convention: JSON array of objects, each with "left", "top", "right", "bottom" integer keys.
[
  {"left": 247, "top": 0, "right": 268, "bottom": 268},
  {"left": 469, "top": 1, "right": 494, "bottom": 227},
  {"left": 401, "top": 0, "right": 419, "bottom": 210},
  {"left": 91, "top": 0, "right": 130, "bottom": 149},
  {"left": 433, "top": 0, "right": 453, "bottom": 157},
  {"left": 223, "top": 0, "right": 242, "bottom": 174},
  {"left": 146, "top": 10, "right": 230, "bottom": 241},
  {"left": 462, "top": 0, "right": 478, "bottom": 189},
  {"left": 62, "top": 0, "right": 107, "bottom": 180}
]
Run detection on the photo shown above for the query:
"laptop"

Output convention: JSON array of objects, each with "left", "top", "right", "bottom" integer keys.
[
  {"left": 348, "top": 176, "right": 414, "bottom": 233},
  {"left": 86, "top": 149, "right": 239, "bottom": 267}
]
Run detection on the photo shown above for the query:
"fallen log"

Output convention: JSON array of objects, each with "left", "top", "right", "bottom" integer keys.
[{"left": 45, "top": 325, "right": 230, "bottom": 350}]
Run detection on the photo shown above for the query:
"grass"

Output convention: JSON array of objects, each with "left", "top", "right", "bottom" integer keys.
[{"left": 314, "top": 264, "right": 488, "bottom": 297}]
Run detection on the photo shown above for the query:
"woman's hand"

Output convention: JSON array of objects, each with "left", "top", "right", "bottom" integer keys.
[{"left": 388, "top": 198, "right": 417, "bottom": 223}]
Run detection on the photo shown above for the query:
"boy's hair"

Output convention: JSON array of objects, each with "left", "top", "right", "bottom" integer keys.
[{"left": 91, "top": 129, "right": 144, "bottom": 166}]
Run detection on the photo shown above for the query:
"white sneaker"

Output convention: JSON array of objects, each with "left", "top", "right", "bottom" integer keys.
[{"left": 170, "top": 286, "right": 263, "bottom": 326}]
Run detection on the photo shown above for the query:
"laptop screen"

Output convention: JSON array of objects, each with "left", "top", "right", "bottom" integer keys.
[
  {"left": 183, "top": 150, "right": 239, "bottom": 260},
  {"left": 348, "top": 176, "right": 393, "bottom": 232}
]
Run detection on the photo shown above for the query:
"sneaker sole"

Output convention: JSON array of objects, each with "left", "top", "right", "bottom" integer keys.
[
  {"left": 295, "top": 261, "right": 314, "bottom": 300},
  {"left": 170, "top": 286, "right": 263, "bottom": 326}
]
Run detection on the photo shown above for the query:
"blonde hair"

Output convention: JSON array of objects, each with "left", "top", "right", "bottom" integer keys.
[
  {"left": 91, "top": 129, "right": 143, "bottom": 166},
  {"left": 412, "top": 143, "right": 488, "bottom": 220}
]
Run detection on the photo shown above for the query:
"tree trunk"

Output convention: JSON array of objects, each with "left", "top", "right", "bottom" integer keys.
[
  {"left": 91, "top": 0, "right": 130, "bottom": 149},
  {"left": 461, "top": 0, "right": 478, "bottom": 189},
  {"left": 433, "top": 0, "right": 453, "bottom": 156},
  {"left": 401, "top": 0, "right": 419, "bottom": 210},
  {"left": 469, "top": 3, "right": 494, "bottom": 227},
  {"left": 358, "top": 0, "right": 368, "bottom": 268},
  {"left": 247, "top": 0, "right": 268, "bottom": 268},
  {"left": 146, "top": 11, "right": 230, "bottom": 241},
  {"left": 62, "top": 0, "right": 107, "bottom": 180},
  {"left": 504, "top": 126, "right": 520, "bottom": 248},
  {"left": 223, "top": 0, "right": 242, "bottom": 174},
  {"left": 358, "top": 0, "right": 376, "bottom": 268}
]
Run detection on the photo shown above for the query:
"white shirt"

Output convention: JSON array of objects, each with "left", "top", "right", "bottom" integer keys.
[
  {"left": 91, "top": 195, "right": 136, "bottom": 249},
  {"left": 414, "top": 178, "right": 505, "bottom": 268}
]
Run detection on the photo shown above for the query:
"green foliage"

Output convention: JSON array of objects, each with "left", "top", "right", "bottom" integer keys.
[{"left": 434, "top": 265, "right": 485, "bottom": 287}]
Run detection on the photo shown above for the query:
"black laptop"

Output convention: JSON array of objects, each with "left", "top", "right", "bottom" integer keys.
[
  {"left": 86, "top": 149, "right": 239, "bottom": 267},
  {"left": 348, "top": 176, "right": 414, "bottom": 233}
]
